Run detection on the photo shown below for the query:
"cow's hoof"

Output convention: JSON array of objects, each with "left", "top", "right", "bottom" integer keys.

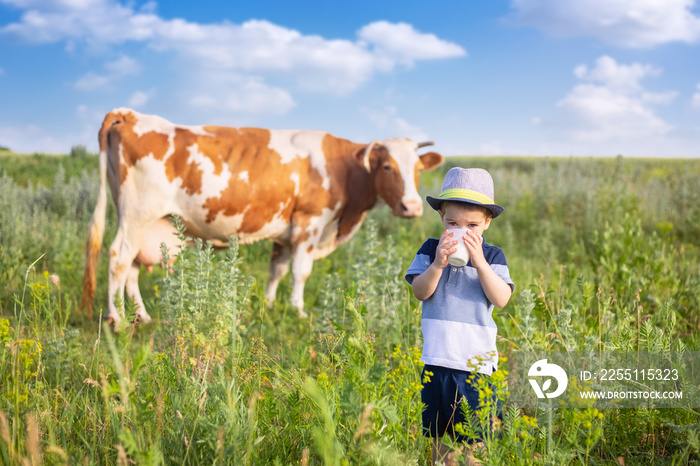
[
  {"left": 102, "top": 314, "right": 120, "bottom": 332},
  {"left": 132, "top": 313, "right": 152, "bottom": 325},
  {"left": 298, "top": 309, "right": 308, "bottom": 318}
]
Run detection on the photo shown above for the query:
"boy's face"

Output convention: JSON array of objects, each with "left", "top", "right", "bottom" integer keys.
[{"left": 438, "top": 202, "right": 492, "bottom": 237}]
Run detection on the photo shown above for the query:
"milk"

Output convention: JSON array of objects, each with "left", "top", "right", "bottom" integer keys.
[{"left": 447, "top": 228, "right": 469, "bottom": 267}]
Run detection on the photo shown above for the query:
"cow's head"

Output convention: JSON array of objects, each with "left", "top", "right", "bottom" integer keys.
[{"left": 357, "top": 138, "right": 444, "bottom": 217}]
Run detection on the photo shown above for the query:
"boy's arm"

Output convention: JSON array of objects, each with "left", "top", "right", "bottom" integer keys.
[
  {"left": 464, "top": 230, "right": 513, "bottom": 308},
  {"left": 474, "top": 262, "right": 512, "bottom": 308},
  {"left": 411, "top": 230, "right": 459, "bottom": 301},
  {"left": 411, "top": 263, "right": 443, "bottom": 301}
]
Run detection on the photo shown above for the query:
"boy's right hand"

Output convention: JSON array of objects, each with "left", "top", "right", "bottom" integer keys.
[{"left": 433, "top": 229, "right": 459, "bottom": 269}]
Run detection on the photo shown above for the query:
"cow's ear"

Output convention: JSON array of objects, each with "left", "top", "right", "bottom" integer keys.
[
  {"left": 354, "top": 147, "right": 369, "bottom": 171},
  {"left": 356, "top": 141, "right": 380, "bottom": 172},
  {"left": 419, "top": 152, "right": 444, "bottom": 171}
]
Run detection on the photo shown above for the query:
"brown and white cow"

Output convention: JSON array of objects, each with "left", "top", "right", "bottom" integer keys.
[{"left": 82, "top": 108, "right": 443, "bottom": 328}]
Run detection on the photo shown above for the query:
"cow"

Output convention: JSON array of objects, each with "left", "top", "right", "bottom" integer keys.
[{"left": 82, "top": 108, "right": 444, "bottom": 328}]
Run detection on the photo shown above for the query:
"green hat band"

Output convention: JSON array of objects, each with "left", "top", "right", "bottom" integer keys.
[{"left": 438, "top": 188, "right": 494, "bottom": 205}]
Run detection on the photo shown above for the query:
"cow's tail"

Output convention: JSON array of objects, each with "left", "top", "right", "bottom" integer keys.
[{"left": 81, "top": 114, "right": 116, "bottom": 319}]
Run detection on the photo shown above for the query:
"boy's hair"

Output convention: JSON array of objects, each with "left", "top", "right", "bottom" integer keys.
[{"left": 439, "top": 200, "right": 494, "bottom": 219}]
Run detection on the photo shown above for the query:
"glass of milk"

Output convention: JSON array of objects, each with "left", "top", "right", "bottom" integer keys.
[{"left": 447, "top": 228, "right": 469, "bottom": 267}]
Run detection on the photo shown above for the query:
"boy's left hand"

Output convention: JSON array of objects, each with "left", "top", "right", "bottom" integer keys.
[{"left": 463, "top": 230, "right": 487, "bottom": 269}]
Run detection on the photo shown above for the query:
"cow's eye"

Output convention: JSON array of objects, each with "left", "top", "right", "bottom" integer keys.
[{"left": 382, "top": 164, "right": 392, "bottom": 171}]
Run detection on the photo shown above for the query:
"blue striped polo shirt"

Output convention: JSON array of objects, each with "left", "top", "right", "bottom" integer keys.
[{"left": 405, "top": 237, "right": 514, "bottom": 375}]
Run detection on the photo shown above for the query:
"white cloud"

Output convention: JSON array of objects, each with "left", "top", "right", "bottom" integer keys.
[
  {"left": 0, "top": 124, "right": 67, "bottom": 153},
  {"left": 357, "top": 21, "right": 467, "bottom": 70},
  {"left": 0, "top": 105, "right": 105, "bottom": 154},
  {"left": 693, "top": 84, "right": 700, "bottom": 109},
  {"left": 74, "top": 54, "right": 139, "bottom": 90},
  {"left": 73, "top": 72, "right": 110, "bottom": 91},
  {"left": 146, "top": 19, "right": 463, "bottom": 96},
  {"left": 0, "top": 0, "right": 156, "bottom": 45},
  {"left": 556, "top": 85, "right": 671, "bottom": 142},
  {"left": 104, "top": 54, "right": 139, "bottom": 75},
  {"left": 189, "top": 77, "right": 296, "bottom": 115},
  {"left": 1, "top": 1, "right": 106, "bottom": 11},
  {"left": 550, "top": 56, "right": 676, "bottom": 143},
  {"left": 127, "top": 89, "right": 154, "bottom": 108},
  {"left": 510, "top": 0, "right": 700, "bottom": 47},
  {"left": 572, "top": 55, "right": 678, "bottom": 104},
  {"left": 1, "top": 1, "right": 465, "bottom": 104},
  {"left": 157, "top": 19, "right": 379, "bottom": 95},
  {"left": 1, "top": 0, "right": 163, "bottom": 44},
  {"left": 573, "top": 56, "right": 659, "bottom": 92},
  {"left": 362, "top": 106, "right": 429, "bottom": 142}
]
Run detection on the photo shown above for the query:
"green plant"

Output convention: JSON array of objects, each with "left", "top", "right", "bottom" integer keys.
[{"left": 1, "top": 153, "right": 699, "bottom": 464}]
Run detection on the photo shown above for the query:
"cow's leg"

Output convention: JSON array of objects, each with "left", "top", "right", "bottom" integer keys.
[
  {"left": 125, "top": 262, "right": 151, "bottom": 323},
  {"left": 107, "top": 225, "right": 145, "bottom": 329},
  {"left": 290, "top": 245, "right": 315, "bottom": 318},
  {"left": 110, "top": 218, "right": 179, "bottom": 326},
  {"left": 265, "top": 242, "right": 292, "bottom": 305},
  {"left": 106, "top": 229, "right": 126, "bottom": 327}
]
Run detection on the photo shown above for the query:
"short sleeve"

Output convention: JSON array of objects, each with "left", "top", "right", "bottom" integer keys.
[
  {"left": 486, "top": 246, "right": 515, "bottom": 292},
  {"left": 405, "top": 239, "right": 438, "bottom": 285}
]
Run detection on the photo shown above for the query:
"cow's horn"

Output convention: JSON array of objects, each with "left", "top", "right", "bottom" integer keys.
[
  {"left": 417, "top": 141, "right": 435, "bottom": 148},
  {"left": 362, "top": 141, "right": 380, "bottom": 171}
]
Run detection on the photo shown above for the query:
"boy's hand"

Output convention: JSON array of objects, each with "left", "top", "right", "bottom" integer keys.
[
  {"left": 412, "top": 230, "right": 457, "bottom": 301},
  {"left": 463, "top": 229, "right": 487, "bottom": 268},
  {"left": 433, "top": 229, "right": 459, "bottom": 269}
]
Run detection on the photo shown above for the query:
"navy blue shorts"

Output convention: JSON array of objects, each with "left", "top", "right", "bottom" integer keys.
[{"left": 421, "top": 365, "right": 501, "bottom": 444}]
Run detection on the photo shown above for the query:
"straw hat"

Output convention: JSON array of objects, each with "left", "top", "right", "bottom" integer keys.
[{"left": 426, "top": 167, "right": 504, "bottom": 218}]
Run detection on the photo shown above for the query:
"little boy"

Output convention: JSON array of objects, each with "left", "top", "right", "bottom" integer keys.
[{"left": 405, "top": 167, "right": 514, "bottom": 465}]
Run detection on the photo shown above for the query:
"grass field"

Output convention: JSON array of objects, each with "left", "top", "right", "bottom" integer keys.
[{"left": 1, "top": 151, "right": 699, "bottom": 464}]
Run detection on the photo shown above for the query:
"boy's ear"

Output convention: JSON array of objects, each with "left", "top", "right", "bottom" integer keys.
[{"left": 483, "top": 216, "right": 492, "bottom": 230}]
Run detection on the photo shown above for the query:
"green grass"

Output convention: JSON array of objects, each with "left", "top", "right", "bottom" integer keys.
[
  {"left": 0, "top": 150, "right": 98, "bottom": 187},
  {"left": 1, "top": 153, "right": 699, "bottom": 464}
]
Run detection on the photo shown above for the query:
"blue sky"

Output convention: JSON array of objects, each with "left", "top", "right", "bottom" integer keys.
[{"left": 1, "top": 0, "right": 699, "bottom": 157}]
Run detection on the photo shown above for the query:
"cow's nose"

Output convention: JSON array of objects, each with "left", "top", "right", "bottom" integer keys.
[{"left": 400, "top": 199, "right": 423, "bottom": 217}]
